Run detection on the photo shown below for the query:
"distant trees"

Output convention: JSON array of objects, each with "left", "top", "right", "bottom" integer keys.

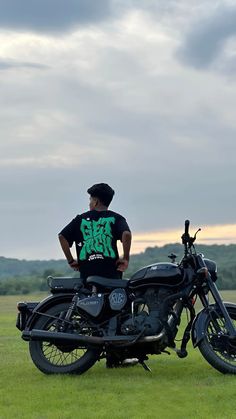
[
  {"left": 0, "top": 243, "right": 236, "bottom": 294},
  {"left": 0, "top": 261, "right": 69, "bottom": 295},
  {"left": 0, "top": 269, "right": 62, "bottom": 295}
]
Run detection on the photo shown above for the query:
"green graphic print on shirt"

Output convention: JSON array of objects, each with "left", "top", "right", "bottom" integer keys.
[{"left": 79, "top": 217, "right": 116, "bottom": 261}]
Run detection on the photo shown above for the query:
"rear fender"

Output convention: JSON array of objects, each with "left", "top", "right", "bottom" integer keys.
[
  {"left": 191, "top": 302, "right": 236, "bottom": 348},
  {"left": 25, "top": 293, "right": 75, "bottom": 330}
]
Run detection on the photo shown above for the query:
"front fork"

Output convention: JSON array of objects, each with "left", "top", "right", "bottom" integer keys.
[{"left": 199, "top": 277, "right": 236, "bottom": 337}]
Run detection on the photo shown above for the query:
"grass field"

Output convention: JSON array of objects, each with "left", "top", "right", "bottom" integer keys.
[{"left": 1, "top": 292, "right": 236, "bottom": 419}]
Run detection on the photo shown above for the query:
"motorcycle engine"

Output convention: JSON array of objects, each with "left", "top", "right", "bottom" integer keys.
[{"left": 120, "top": 287, "right": 172, "bottom": 336}]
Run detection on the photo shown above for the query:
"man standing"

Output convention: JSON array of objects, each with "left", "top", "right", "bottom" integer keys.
[
  {"left": 58, "top": 183, "right": 132, "bottom": 279},
  {"left": 59, "top": 183, "right": 136, "bottom": 368}
]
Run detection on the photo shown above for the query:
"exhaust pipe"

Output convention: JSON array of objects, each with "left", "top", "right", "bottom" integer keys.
[
  {"left": 22, "top": 330, "right": 104, "bottom": 345},
  {"left": 22, "top": 329, "right": 165, "bottom": 346}
]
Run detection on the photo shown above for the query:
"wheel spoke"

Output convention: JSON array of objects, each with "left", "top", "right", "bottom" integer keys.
[
  {"left": 206, "top": 314, "right": 236, "bottom": 366},
  {"left": 29, "top": 303, "right": 99, "bottom": 375},
  {"left": 39, "top": 310, "right": 94, "bottom": 367}
]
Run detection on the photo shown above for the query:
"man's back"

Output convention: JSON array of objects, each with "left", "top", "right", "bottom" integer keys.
[
  {"left": 59, "top": 183, "right": 132, "bottom": 279},
  {"left": 59, "top": 209, "right": 130, "bottom": 279}
]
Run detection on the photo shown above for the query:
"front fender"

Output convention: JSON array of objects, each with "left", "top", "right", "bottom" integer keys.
[
  {"left": 191, "top": 302, "right": 236, "bottom": 348},
  {"left": 25, "top": 293, "right": 75, "bottom": 330}
]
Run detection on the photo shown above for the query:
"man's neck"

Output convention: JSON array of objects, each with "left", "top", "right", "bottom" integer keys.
[{"left": 94, "top": 205, "right": 108, "bottom": 211}]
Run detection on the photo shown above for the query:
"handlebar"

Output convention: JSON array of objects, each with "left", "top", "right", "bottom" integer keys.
[
  {"left": 181, "top": 220, "right": 190, "bottom": 260},
  {"left": 182, "top": 220, "right": 190, "bottom": 245},
  {"left": 184, "top": 220, "right": 190, "bottom": 236},
  {"left": 181, "top": 220, "right": 201, "bottom": 257}
]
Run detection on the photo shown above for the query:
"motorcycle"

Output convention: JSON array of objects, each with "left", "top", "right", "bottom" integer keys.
[{"left": 17, "top": 220, "right": 236, "bottom": 375}]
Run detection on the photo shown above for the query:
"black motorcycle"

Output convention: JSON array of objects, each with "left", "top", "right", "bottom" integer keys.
[{"left": 17, "top": 220, "right": 236, "bottom": 375}]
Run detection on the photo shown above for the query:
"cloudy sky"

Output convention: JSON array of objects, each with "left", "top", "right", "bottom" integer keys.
[{"left": 1, "top": 0, "right": 236, "bottom": 259}]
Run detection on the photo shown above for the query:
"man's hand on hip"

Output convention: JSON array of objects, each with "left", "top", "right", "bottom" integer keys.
[
  {"left": 69, "top": 260, "right": 80, "bottom": 271},
  {"left": 116, "top": 258, "right": 129, "bottom": 272}
]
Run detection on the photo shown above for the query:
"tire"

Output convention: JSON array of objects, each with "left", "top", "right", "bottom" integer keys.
[
  {"left": 29, "top": 302, "right": 100, "bottom": 375},
  {"left": 198, "top": 307, "right": 236, "bottom": 374}
]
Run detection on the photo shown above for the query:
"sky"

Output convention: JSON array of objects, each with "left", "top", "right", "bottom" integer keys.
[{"left": 1, "top": 0, "right": 236, "bottom": 259}]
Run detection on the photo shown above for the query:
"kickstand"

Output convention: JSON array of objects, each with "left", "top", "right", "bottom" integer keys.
[{"left": 139, "top": 360, "right": 152, "bottom": 372}]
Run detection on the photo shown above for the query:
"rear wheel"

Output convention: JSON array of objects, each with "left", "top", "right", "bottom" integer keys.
[
  {"left": 29, "top": 302, "right": 100, "bottom": 375},
  {"left": 198, "top": 307, "right": 236, "bottom": 374}
]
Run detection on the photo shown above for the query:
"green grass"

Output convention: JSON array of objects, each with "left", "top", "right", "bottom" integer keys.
[{"left": 1, "top": 292, "right": 236, "bottom": 419}]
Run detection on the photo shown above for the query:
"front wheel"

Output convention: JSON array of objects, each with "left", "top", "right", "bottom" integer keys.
[
  {"left": 29, "top": 302, "right": 100, "bottom": 375},
  {"left": 198, "top": 306, "right": 236, "bottom": 374}
]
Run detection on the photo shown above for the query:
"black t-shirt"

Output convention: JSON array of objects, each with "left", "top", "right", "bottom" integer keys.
[{"left": 59, "top": 210, "right": 130, "bottom": 279}]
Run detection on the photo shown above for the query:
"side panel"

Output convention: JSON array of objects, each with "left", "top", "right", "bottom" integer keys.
[
  {"left": 25, "top": 293, "right": 75, "bottom": 330},
  {"left": 191, "top": 302, "right": 236, "bottom": 347}
]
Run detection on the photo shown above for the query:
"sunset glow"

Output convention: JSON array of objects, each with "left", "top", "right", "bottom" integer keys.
[{"left": 131, "top": 224, "right": 236, "bottom": 254}]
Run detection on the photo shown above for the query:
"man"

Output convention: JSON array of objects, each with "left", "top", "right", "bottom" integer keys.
[
  {"left": 58, "top": 183, "right": 132, "bottom": 279},
  {"left": 59, "top": 183, "right": 136, "bottom": 368}
]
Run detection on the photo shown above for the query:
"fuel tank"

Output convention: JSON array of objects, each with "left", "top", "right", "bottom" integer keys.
[{"left": 128, "top": 262, "right": 184, "bottom": 289}]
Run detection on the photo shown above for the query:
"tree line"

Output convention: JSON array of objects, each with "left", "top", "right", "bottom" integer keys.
[{"left": 0, "top": 243, "right": 236, "bottom": 295}]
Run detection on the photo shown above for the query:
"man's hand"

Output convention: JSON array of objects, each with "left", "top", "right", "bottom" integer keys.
[
  {"left": 116, "top": 258, "right": 129, "bottom": 272},
  {"left": 58, "top": 235, "right": 80, "bottom": 271},
  {"left": 69, "top": 260, "right": 80, "bottom": 271},
  {"left": 120, "top": 231, "right": 131, "bottom": 271}
]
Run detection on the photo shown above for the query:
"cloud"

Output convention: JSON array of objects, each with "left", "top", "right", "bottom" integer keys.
[
  {"left": 132, "top": 224, "right": 236, "bottom": 254},
  {"left": 177, "top": 5, "right": 236, "bottom": 68},
  {"left": 0, "top": 0, "right": 111, "bottom": 33},
  {"left": 0, "top": 2, "right": 236, "bottom": 259},
  {"left": 0, "top": 59, "right": 49, "bottom": 70}
]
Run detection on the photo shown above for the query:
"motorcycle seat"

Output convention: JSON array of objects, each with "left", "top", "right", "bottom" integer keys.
[{"left": 86, "top": 276, "right": 128, "bottom": 289}]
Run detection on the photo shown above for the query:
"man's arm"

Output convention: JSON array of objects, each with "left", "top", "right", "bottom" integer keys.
[
  {"left": 58, "top": 234, "right": 80, "bottom": 271},
  {"left": 117, "top": 230, "right": 132, "bottom": 272}
]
